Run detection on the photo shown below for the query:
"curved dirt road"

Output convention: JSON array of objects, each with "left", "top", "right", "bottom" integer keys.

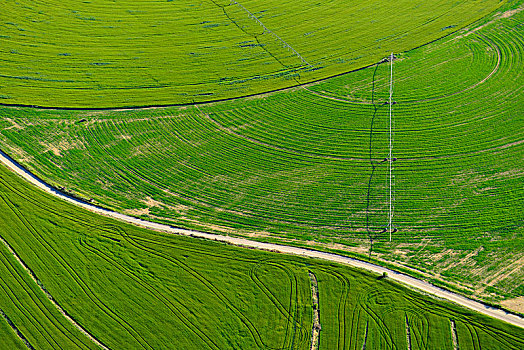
[{"left": 0, "top": 149, "right": 523, "bottom": 330}]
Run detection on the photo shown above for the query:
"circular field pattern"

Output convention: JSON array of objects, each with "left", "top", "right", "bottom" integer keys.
[
  {"left": 0, "top": 2, "right": 522, "bottom": 301},
  {"left": 0, "top": 0, "right": 503, "bottom": 107}
]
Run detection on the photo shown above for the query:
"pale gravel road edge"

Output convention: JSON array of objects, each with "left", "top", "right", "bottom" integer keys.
[{"left": 0, "top": 148, "right": 522, "bottom": 330}]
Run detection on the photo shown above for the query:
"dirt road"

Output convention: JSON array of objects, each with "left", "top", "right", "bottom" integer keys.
[{"left": 0, "top": 148, "right": 522, "bottom": 329}]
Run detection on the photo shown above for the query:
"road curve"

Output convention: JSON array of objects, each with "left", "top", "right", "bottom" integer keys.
[{"left": 0, "top": 148, "right": 523, "bottom": 330}]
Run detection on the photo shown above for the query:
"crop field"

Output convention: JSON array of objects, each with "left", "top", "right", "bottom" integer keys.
[
  {"left": 0, "top": 0, "right": 504, "bottom": 108},
  {"left": 1, "top": 3, "right": 522, "bottom": 305},
  {"left": 0, "top": 162, "right": 523, "bottom": 349}
]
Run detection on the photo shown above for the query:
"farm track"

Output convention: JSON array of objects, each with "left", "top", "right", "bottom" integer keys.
[
  {"left": 0, "top": 221, "right": 108, "bottom": 350},
  {"left": 1, "top": 148, "right": 523, "bottom": 330}
]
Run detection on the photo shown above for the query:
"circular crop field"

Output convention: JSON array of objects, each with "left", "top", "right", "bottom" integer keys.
[
  {"left": 0, "top": 0, "right": 503, "bottom": 107},
  {"left": 0, "top": 0, "right": 522, "bottom": 303},
  {"left": 2, "top": 3, "right": 522, "bottom": 301}
]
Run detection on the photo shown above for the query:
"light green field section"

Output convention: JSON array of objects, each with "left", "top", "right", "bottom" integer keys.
[
  {"left": 0, "top": 162, "right": 523, "bottom": 349},
  {"left": 0, "top": 0, "right": 504, "bottom": 107},
  {"left": 1, "top": 8, "right": 522, "bottom": 301}
]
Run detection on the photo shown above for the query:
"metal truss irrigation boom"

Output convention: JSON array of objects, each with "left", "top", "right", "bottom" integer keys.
[
  {"left": 388, "top": 52, "right": 395, "bottom": 241},
  {"left": 229, "top": 0, "right": 312, "bottom": 67}
]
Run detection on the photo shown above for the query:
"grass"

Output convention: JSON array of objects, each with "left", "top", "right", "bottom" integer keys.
[
  {"left": 1, "top": 161, "right": 524, "bottom": 349},
  {"left": 0, "top": 232, "right": 98, "bottom": 349},
  {"left": 1, "top": 3, "right": 522, "bottom": 302},
  {"left": 0, "top": 0, "right": 505, "bottom": 108}
]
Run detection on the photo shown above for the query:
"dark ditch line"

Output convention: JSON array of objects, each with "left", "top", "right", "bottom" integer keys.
[
  {"left": 0, "top": 61, "right": 370, "bottom": 112},
  {"left": 362, "top": 320, "right": 369, "bottom": 350},
  {"left": 0, "top": 309, "right": 35, "bottom": 350}
]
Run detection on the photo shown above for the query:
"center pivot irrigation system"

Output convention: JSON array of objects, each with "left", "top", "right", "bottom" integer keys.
[
  {"left": 387, "top": 52, "right": 396, "bottom": 241},
  {"left": 379, "top": 53, "right": 396, "bottom": 241}
]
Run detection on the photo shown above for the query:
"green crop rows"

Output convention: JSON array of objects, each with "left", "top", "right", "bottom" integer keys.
[
  {"left": 0, "top": 162, "right": 523, "bottom": 349},
  {"left": 1, "top": 4, "right": 522, "bottom": 302},
  {"left": 0, "top": 0, "right": 503, "bottom": 108}
]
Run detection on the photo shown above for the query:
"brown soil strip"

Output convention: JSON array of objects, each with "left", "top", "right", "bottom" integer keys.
[
  {"left": 477, "top": 255, "right": 524, "bottom": 294},
  {"left": 499, "top": 7, "right": 523, "bottom": 18},
  {"left": 0, "top": 235, "right": 108, "bottom": 350},
  {"left": 450, "top": 319, "right": 459, "bottom": 350},
  {"left": 308, "top": 271, "right": 321, "bottom": 350}
]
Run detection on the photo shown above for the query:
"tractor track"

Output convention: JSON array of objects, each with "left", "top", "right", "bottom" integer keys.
[{"left": 0, "top": 148, "right": 523, "bottom": 330}]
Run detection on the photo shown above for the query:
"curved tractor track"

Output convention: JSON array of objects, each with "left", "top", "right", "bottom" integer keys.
[{"left": 0, "top": 148, "right": 522, "bottom": 330}]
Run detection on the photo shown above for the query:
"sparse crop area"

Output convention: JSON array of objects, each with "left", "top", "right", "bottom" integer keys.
[{"left": 0, "top": 162, "right": 523, "bottom": 349}]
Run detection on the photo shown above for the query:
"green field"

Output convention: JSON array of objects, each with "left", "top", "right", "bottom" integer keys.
[
  {"left": 1, "top": 2, "right": 522, "bottom": 303},
  {"left": 1, "top": 162, "right": 523, "bottom": 349},
  {"left": 0, "top": 0, "right": 504, "bottom": 107},
  {"left": 1, "top": 0, "right": 523, "bottom": 347}
]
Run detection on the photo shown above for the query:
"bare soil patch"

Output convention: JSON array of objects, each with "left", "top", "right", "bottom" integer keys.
[{"left": 501, "top": 297, "right": 524, "bottom": 314}]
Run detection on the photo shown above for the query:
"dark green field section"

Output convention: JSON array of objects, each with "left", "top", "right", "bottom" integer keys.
[
  {"left": 1, "top": 8, "right": 522, "bottom": 301},
  {"left": 0, "top": 162, "right": 523, "bottom": 349},
  {"left": 0, "top": 0, "right": 504, "bottom": 108},
  {"left": 0, "top": 234, "right": 97, "bottom": 348},
  {"left": 0, "top": 313, "right": 27, "bottom": 350}
]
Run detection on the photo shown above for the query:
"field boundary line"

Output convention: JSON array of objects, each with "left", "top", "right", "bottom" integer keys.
[
  {"left": 0, "top": 148, "right": 523, "bottom": 330},
  {"left": 0, "top": 57, "right": 371, "bottom": 110},
  {"left": 0, "top": 2, "right": 511, "bottom": 111},
  {"left": 0, "top": 233, "right": 109, "bottom": 350}
]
